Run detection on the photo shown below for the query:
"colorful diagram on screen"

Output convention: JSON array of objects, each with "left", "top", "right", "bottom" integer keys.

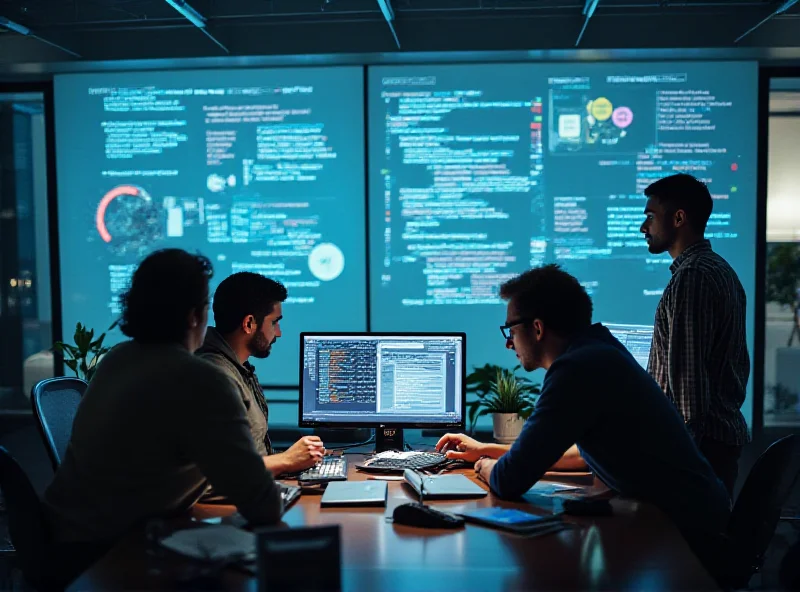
[
  {"left": 95, "top": 185, "right": 163, "bottom": 256},
  {"left": 584, "top": 97, "right": 633, "bottom": 146},
  {"left": 551, "top": 95, "right": 635, "bottom": 152}
]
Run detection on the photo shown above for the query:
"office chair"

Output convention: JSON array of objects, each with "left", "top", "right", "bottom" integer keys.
[
  {"left": 0, "top": 446, "right": 50, "bottom": 589},
  {"left": 31, "top": 377, "right": 87, "bottom": 472},
  {"left": 721, "top": 435, "right": 798, "bottom": 589}
]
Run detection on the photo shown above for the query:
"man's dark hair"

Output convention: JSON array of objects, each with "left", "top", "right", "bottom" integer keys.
[
  {"left": 212, "top": 272, "right": 288, "bottom": 335},
  {"left": 499, "top": 264, "right": 593, "bottom": 337},
  {"left": 119, "top": 249, "right": 213, "bottom": 344},
  {"left": 644, "top": 173, "right": 713, "bottom": 233}
]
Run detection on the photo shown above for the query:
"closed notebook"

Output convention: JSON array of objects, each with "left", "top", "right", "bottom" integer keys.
[
  {"left": 403, "top": 469, "right": 488, "bottom": 499},
  {"left": 320, "top": 481, "right": 388, "bottom": 507}
]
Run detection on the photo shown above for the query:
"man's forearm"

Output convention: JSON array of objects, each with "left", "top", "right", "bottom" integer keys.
[
  {"left": 549, "top": 444, "right": 588, "bottom": 471},
  {"left": 263, "top": 453, "right": 289, "bottom": 476},
  {"left": 478, "top": 443, "right": 511, "bottom": 459}
]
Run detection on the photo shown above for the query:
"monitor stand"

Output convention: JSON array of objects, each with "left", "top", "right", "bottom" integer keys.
[{"left": 375, "top": 427, "right": 404, "bottom": 453}]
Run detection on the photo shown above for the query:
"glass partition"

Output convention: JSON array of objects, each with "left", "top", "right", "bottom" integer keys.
[
  {"left": 764, "top": 78, "right": 800, "bottom": 427},
  {"left": 0, "top": 90, "right": 53, "bottom": 411}
]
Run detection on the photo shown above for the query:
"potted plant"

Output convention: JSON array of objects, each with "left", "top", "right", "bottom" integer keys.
[
  {"left": 465, "top": 364, "right": 540, "bottom": 443},
  {"left": 766, "top": 243, "right": 800, "bottom": 416},
  {"left": 52, "top": 320, "right": 118, "bottom": 382}
]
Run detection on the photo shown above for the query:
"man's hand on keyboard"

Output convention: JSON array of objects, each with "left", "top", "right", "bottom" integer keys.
[
  {"left": 435, "top": 433, "right": 486, "bottom": 463},
  {"left": 268, "top": 436, "right": 325, "bottom": 474}
]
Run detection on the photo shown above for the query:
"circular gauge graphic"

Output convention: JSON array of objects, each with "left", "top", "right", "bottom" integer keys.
[
  {"left": 308, "top": 243, "right": 345, "bottom": 281},
  {"left": 96, "top": 185, "right": 163, "bottom": 256}
]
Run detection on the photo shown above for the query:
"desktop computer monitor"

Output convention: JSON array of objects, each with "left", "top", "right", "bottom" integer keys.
[
  {"left": 299, "top": 332, "right": 466, "bottom": 451},
  {"left": 604, "top": 323, "right": 654, "bottom": 369}
]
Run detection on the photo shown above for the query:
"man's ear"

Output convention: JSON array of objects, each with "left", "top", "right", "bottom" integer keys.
[
  {"left": 531, "top": 319, "right": 544, "bottom": 341},
  {"left": 674, "top": 208, "right": 687, "bottom": 228},
  {"left": 242, "top": 314, "right": 256, "bottom": 334}
]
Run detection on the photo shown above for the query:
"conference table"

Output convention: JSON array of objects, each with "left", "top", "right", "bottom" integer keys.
[{"left": 68, "top": 453, "right": 718, "bottom": 591}]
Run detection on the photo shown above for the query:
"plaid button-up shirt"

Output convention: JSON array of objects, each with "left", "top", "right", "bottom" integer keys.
[{"left": 647, "top": 240, "right": 750, "bottom": 446}]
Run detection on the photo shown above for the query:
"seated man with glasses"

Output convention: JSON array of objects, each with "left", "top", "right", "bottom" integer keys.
[{"left": 436, "top": 264, "right": 730, "bottom": 580}]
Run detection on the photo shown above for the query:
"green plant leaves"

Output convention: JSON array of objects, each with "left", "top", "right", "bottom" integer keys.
[
  {"left": 51, "top": 319, "right": 119, "bottom": 381},
  {"left": 89, "top": 333, "right": 106, "bottom": 351},
  {"left": 465, "top": 363, "right": 540, "bottom": 433}
]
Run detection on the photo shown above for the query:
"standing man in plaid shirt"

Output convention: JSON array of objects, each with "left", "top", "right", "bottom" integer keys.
[{"left": 640, "top": 173, "right": 750, "bottom": 500}]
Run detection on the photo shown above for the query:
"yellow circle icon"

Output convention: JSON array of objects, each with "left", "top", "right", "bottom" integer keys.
[{"left": 590, "top": 97, "right": 613, "bottom": 121}]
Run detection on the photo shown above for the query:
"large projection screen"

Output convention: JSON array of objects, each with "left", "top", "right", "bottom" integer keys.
[{"left": 55, "top": 67, "right": 366, "bottom": 385}]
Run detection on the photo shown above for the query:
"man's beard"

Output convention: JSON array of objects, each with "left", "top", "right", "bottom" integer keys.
[
  {"left": 248, "top": 332, "right": 275, "bottom": 359},
  {"left": 645, "top": 233, "right": 671, "bottom": 255},
  {"left": 523, "top": 339, "right": 545, "bottom": 372}
]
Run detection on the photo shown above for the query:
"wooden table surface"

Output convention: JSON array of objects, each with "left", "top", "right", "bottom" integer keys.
[{"left": 68, "top": 453, "right": 718, "bottom": 591}]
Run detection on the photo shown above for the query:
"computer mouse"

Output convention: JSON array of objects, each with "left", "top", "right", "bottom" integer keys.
[{"left": 392, "top": 502, "right": 464, "bottom": 529}]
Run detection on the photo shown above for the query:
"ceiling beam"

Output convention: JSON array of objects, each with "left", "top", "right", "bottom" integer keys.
[
  {"left": 575, "top": 0, "right": 601, "bottom": 46},
  {"left": 735, "top": 0, "right": 798, "bottom": 42},
  {"left": 163, "top": 0, "right": 230, "bottom": 53},
  {"left": 376, "top": 0, "right": 401, "bottom": 48},
  {"left": 0, "top": 16, "right": 81, "bottom": 58}
]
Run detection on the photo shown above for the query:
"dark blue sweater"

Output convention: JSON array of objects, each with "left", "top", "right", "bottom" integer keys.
[{"left": 490, "top": 324, "right": 731, "bottom": 539}]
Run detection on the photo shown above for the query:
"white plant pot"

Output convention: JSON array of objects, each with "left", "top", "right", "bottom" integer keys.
[{"left": 492, "top": 413, "right": 525, "bottom": 444}]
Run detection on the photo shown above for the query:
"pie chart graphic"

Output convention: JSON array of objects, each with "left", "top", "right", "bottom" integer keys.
[
  {"left": 96, "top": 185, "right": 162, "bottom": 255},
  {"left": 308, "top": 243, "right": 345, "bottom": 281}
]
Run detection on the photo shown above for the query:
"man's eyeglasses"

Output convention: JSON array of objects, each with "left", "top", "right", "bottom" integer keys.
[{"left": 500, "top": 318, "right": 533, "bottom": 340}]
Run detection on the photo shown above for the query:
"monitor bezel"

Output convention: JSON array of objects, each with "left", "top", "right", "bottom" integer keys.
[{"left": 298, "top": 331, "right": 467, "bottom": 429}]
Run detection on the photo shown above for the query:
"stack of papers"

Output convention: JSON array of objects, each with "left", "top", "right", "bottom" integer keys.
[
  {"left": 527, "top": 482, "right": 583, "bottom": 496},
  {"left": 372, "top": 451, "right": 424, "bottom": 460}
]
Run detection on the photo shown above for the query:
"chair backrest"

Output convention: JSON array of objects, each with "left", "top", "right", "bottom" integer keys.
[
  {"left": 31, "top": 377, "right": 87, "bottom": 472},
  {"left": 0, "top": 446, "right": 48, "bottom": 580},
  {"left": 726, "top": 434, "right": 798, "bottom": 586}
]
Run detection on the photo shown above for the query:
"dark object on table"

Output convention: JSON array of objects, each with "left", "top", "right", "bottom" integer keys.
[
  {"left": 392, "top": 503, "right": 465, "bottom": 529},
  {"left": 257, "top": 525, "right": 341, "bottom": 591},
  {"left": 562, "top": 498, "right": 613, "bottom": 517}
]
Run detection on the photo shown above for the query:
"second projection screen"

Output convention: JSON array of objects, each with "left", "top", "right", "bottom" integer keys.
[{"left": 368, "top": 61, "right": 757, "bottom": 422}]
